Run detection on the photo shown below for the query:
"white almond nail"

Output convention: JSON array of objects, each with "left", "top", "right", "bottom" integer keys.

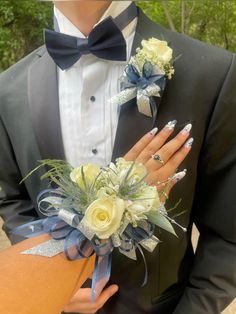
[
  {"left": 184, "top": 137, "right": 194, "bottom": 148},
  {"left": 181, "top": 123, "right": 192, "bottom": 134},
  {"left": 149, "top": 127, "right": 158, "bottom": 136},
  {"left": 172, "top": 169, "right": 187, "bottom": 182},
  {"left": 165, "top": 120, "right": 177, "bottom": 131}
]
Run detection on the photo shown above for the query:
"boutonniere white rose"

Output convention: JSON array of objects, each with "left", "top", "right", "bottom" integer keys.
[{"left": 109, "top": 37, "right": 174, "bottom": 117}]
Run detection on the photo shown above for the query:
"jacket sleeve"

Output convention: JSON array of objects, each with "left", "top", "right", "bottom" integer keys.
[
  {"left": 174, "top": 53, "right": 236, "bottom": 313},
  {"left": 0, "top": 116, "right": 39, "bottom": 244}
]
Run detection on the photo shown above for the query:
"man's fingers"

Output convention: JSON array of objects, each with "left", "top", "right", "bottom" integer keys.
[
  {"left": 94, "top": 284, "right": 119, "bottom": 309},
  {"left": 63, "top": 285, "right": 119, "bottom": 314},
  {"left": 124, "top": 127, "right": 158, "bottom": 161}
]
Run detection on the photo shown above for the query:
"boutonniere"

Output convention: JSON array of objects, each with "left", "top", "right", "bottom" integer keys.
[{"left": 109, "top": 37, "right": 174, "bottom": 117}]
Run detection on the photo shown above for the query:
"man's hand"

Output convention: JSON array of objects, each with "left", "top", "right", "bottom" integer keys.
[{"left": 63, "top": 285, "right": 119, "bottom": 314}]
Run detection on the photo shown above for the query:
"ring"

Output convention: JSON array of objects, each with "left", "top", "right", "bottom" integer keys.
[{"left": 151, "top": 154, "right": 165, "bottom": 166}]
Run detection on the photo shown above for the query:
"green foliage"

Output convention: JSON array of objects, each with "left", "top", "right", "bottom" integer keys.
[
  {"left": 0, "top": 1, "right": 235, "bottom": 72},
  {"left": 138, "top": 0, "right": 236, "bottom": 52},
  {"left": 0, "top": 0, "right": 53, "bottom": 72}
]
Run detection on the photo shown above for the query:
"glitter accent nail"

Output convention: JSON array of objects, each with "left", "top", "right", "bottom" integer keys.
[
  {"left": 184, "top": 137, "right": 194, "bottom": 148},
  {"left": 149, "top": 127, "right": 158, "bottom": 136},
  {"left": 165, "top": 120, "right": 177, "bottom": 131},
  {"left": 181, "top": 123, "right": 192, "bottom": 134},
  {"left": 171, "top": 169, "right": 187, "bottom": 182}
]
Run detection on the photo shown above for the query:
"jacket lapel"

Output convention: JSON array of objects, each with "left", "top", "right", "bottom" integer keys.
[
  {"left": 28, "top": 47, "right": 65, "bottom": 160},
  {"left": 112, "top": 9, "right": 161, "bottom": 160}
]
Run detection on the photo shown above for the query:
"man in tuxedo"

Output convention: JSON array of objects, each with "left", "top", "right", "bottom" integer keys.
[{"left": 0, "top": 1, "right": 236, "bottom": 313}]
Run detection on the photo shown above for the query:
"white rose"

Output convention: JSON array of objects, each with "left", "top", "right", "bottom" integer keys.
[
  {"left": 70, "top": 164, "right": 100, "bottom": 189},
  {"left": 141, "top": 38, "right": 173, "bottom": 64},
  {"left": 83, "top": 197, "right": 125, "bottom": 239}
]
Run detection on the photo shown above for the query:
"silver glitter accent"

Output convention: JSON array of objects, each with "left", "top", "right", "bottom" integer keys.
[
  {"left": 21, "top": 239, "right": 64, "bottom": 257},
  {"left": 77, "top": 220, "right": 95, "bottom": 240},
  {"left": 137, "top": 91, "right": 152, "bottom": 117},
  {"left": 119, "top": 247, "right": 137, "bottom": 260},
  {"left": 137, "top": 83, "right": 161, "bottom": 117},
  {"left": 145, "top": 83, "right": 161, "bottom": 97},
  {"left": 140, "top": 235, "right": 160, "bottom": 252},
  {"left": 109, "top": 82, "right": 161, "bottom": 117},
  {"left": 58, "top": 209, "right": 80, "bottom": 228},
  {"left": 109, "top": 88, "right": 136, "bottom": 106}
]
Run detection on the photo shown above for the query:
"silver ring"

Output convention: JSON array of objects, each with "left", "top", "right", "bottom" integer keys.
[{"left": 151, "top": 154, "right": 165, "bottom": 166}]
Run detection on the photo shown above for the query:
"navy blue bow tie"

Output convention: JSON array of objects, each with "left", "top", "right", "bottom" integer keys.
[{"left": 45, "top": 3, "right": 137, "bottom": 70}]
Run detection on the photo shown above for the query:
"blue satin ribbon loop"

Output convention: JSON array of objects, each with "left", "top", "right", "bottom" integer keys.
[
  {"left": 122, "top": 61, "right": 166, "bottom": 96},
  {"left": 142, "top": 61, "right": 153, "bottom": 78},
  {"left": 92, "top": 238, "right": 114, "bottom": 257},
  {"left": 64, "top": 229, "right": 87, "bottom": 260},
  {"left": 136, "top": 243, "right": 148, "bottom": 287}
]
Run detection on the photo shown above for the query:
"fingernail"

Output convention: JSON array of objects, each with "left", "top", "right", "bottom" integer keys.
[
  {"left": 165, "top": 119, "right": 177, "bottom": 131},
  {"left": 184, "top": 137, "right": 194, "bottom": 148},
  {"left": 171, "top": 169, "right": 187, "bottom": 182},
  {"left": 181, "top": 123, "right": 192, "bottom": 134},
  {"left": 112, "top": 286, "right": 119, "bottom": 293},
  {"left": 149, "top": 127, "right": 158, "bottom": 136}
]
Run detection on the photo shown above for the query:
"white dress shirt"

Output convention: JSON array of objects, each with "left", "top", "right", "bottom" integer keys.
[{"left": 54, "top": 1, "right": 137, "bottom": 167}]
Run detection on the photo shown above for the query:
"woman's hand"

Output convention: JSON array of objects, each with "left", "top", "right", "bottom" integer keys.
[
  {"left": 63, "top": 120, "right": 192, "bottom": 314},
  {"left": 124, "top": 120, "right": 193, "bottom": 201}
]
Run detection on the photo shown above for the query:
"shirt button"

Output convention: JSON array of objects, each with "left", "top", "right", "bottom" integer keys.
[
  {"left": 90, "top": 96, "right": 96, "bottom": 102},
  {"left": 92, "top": 148, "right": 98, "bottom": 155}
]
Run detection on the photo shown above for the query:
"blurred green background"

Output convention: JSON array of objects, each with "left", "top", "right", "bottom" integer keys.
[{"left": 0, "top": 0, "right": 235, "bottom": 72}]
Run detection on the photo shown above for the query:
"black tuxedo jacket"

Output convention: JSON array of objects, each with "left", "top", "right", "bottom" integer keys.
[{"left": 0, "top": 9, "right": 236, "bottom": 314}]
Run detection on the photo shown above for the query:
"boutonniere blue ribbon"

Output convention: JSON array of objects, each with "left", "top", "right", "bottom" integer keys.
[{"left": 109, "top": 61, "right": 166, "bottom": 117}]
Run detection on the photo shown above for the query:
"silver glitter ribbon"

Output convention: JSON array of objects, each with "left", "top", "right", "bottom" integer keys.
[
  {"left": 109, "top": 83, "right": 160, "bottom": 117},
  {"left": 22, "top": 239, "right": 64, "bottom": 257},
  {"left": 58, "top": 209, "right": 80, "bottom": 227}
]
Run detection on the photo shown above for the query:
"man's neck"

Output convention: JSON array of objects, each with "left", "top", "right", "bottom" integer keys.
[{"left": 53, "top": 1, "right": 112, "bottom": 36}]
